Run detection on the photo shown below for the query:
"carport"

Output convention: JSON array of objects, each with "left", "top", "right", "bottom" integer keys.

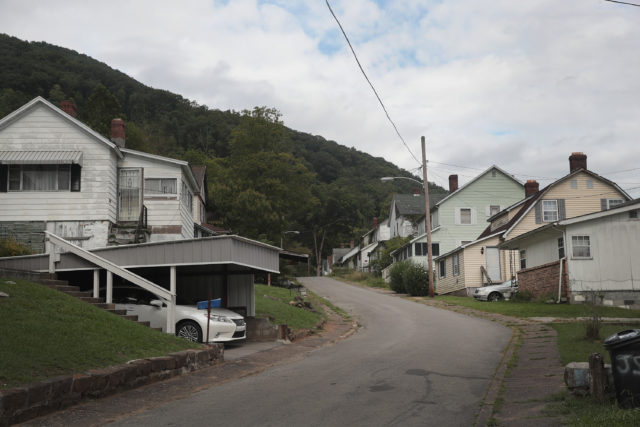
[{"left": 0, "top": 233, "right": 280, "bottom": 332}]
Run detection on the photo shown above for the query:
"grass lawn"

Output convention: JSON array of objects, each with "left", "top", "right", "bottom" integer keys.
[
  {"left": 254, "top": 284, "right": 323, "bottom": 330},
  {"left": 329, "top": 270, "right": 390, "bottom": 290},
  {"left": 545, "top": 392, "right": 640, "bottom": 426},
  {"left": 435, "top": 295, "right": 640, "bottom": 319},
  {"left": 550, "top": 322, "right": 640, "bottom": 365},
  {"left": 0, "top": 277, "right": 200, "bottom": 389}
]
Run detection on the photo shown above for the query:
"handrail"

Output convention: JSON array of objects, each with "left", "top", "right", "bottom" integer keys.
[
  {"left": 45, "top": 231, "right": 172, "bottom": 301},
  {"left": 480, "top": 265, "right": 493, "bottom": 286}
]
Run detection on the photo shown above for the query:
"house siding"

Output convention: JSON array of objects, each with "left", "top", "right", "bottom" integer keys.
[
  {"left": 432, "top": 168, "right": 522, "bottom": 255},
  {"left": 509, "top": 171, "right": 626, "bottom": 239},
  {"left": 436, "top": 251, "right": 465, "bottom": 295},
  {"left": 0, "top": 105, "right": 118, "bottom": 223}
]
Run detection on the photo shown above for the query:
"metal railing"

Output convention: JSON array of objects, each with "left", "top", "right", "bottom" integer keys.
[{"left": 45, "top": 231, "right": 176, "bottom": 333}]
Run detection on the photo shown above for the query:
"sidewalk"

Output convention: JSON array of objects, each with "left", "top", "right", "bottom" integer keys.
[{"left": 413, "top": 297, "right": 565, "bottom": 426}]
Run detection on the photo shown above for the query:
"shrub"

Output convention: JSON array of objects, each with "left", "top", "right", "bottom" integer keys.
[
  {"left": 389, "top": 261, "right": 410, "bottom": 293},
  {"left": 403, "top": 263, "right": 430, "bottom": 296},
  {"left": 0, "top": 237, "right": 33, "bottom": 257}
]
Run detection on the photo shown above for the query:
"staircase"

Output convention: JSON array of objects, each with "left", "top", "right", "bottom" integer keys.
[{"left": 39, "top": 278, "right": 162, "bottom": 331}]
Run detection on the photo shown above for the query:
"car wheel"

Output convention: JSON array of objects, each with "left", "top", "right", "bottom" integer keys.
[
  {"left": 176, "top": 321, "right": 202, "bottom": 343},
  {"left": 488, "top": 292, "right": 503, "bottom": 302}
]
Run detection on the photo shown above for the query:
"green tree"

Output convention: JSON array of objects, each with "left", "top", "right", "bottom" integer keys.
[{"left": 82, "top": 84, "right": 122, "bottom": 137}]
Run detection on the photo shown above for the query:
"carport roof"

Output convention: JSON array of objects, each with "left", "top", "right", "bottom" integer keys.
[{"left": 0, "top": 235, "right": 280, "bottom": 274}]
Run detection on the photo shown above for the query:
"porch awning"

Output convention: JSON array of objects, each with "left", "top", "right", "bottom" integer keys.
[{"left": 0, "top": 151, "right": 83, "bottom": 165}]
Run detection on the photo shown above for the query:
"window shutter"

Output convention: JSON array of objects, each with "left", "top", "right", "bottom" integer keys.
[
  {"left": 601, "top": 199, "right": 607, "bottom": 211},
  {"left": 535, "top": 202, "right": 542, "bottom": 224},
  {"left": 0, "top": 164, "right": 7, "bottom": 192},
  {"left": 71, "top": 164, "right": 81, "bottom": 192},
  {"left": 557, "top": 199, "right": 566, "bottom": 220}
]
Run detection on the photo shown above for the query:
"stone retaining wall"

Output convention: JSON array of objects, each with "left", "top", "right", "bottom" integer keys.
[{"left": 0, "top": 345, "right": 223, "bottom": 426}]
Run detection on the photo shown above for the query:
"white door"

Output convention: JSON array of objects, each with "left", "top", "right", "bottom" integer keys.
[
  {"left": 486, "top": 247, "right": 502, "bottom": 281},
  {"left": 118, "top": 168, "right": 143, "bottom": 221}
]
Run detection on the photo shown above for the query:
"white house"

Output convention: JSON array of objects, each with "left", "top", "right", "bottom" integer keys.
[
  {"left": 499, "top": 199, "right": 640, "bottom": 306},
  {"left": 0, "top": 97, "right": 200, "bottom": 252}
]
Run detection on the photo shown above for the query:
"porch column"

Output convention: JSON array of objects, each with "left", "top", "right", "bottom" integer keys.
[
  {"left": 106, "top": 271, "right": 113, "bottom": 304},
  {"left": 93, "top": 269, "right": 100, "bottom": 298},
  {"left": 167, "top": 266, "right": 176, "bottom": 334}
]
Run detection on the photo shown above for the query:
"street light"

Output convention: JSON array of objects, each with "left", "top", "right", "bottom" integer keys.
[{"left": 380, "top": 176, "right": 424, "bottom": 187}]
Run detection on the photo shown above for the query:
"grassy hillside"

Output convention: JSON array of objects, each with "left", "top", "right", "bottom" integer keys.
[{"left": 0, "top": 278, "right": 198, "bottom": 389}]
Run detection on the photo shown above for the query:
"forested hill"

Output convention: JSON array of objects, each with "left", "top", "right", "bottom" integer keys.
[{"left": 0, "top": 33, "right": 445, "bottom": 261}]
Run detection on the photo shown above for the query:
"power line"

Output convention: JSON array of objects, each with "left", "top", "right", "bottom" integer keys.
[
  {"left": 325, "top": 0, "right": 421, "bottom": 167},
  {"left": 604, "top": 0, "right": 640, "bottom": 7}
]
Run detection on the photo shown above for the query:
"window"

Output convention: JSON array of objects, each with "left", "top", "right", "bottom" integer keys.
[
  {"left": 586, "top": 180, "right": 594, "bottom": 189},
  {"left": 570, "top": 179, "right": 578, "bottom": 189},
  {"left": 460, "top": 208, "right": 472, "bottom": 224},
  {"left": 519, "top": 250, "right": 526, "bottom": 269},
  {"left": 542, "top": 200, "right": 558, "bottom": 222},
  {"left": 415, "top": 243, "right": 424, "bottom": 256},
  {"left": 181, "top": 180, "right": 193, "bottom": 212},
  {"left": 630, "top": 210, "right": 639, "bottom": 220},
  {"left": 145, "top": 178, "right": 177, "bottom": 196},
  {"left": 452, "top": 254, "right": 460, "bottom": 276},
  {"left": 6, "top": 164, "right": 80, "bottom": 192},
  {"left": 607, "top": 199, "right": 624, "bottom": 209},
  {"left": 558, "top": 237, "right": 564, "bottom": 259},
  {"left": 439, "top": 259, "right": 446, "bottom": 278},
  {"left": 489, "top": 205, "right": 501, "bottom": 216},
  {"left": 432, "top": 243, "right": 440, "bottom": 257},
  {"left": 572, "top": 235, "right": 591, "bottom": 258}
]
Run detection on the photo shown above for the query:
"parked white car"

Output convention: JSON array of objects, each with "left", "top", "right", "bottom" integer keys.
[
  {"left": 473, "top": 279, "right": 518, "bottom": 302},
  {"left": 112, "top": 287, "right": 246, "bottom": 343}
]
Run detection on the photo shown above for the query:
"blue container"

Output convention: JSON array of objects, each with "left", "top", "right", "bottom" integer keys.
[{"left": 197, "top": 298, "right": 221, "bottom": 310}]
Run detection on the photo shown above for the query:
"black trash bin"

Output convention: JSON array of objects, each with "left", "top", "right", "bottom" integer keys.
[{"left": 603, "top": 329, "right": 640, "bottom": 409}]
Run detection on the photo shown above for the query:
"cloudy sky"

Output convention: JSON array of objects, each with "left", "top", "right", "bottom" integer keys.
[{"left": 2, "top": 0, "right": 640, "bottom": 195}]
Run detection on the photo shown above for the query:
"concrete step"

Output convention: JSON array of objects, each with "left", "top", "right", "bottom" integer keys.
[
  {"left": 137, "top": 321, "right": 151, "bottom": 327},
  {"left": 122, "top": 314, "right": 139, "bottom": 321},
  {"left": 44, "top": 284, "right": 80, "bottom": 293},
  {"left": 65, "top": 290, "right": 92, "bottom": 298},
  {"left": 93, "top": 302, "right": 116, "bottom": 310},
  {"left": 107, "top": 309, "right": 127, "bottom": 315},
  {"left": 79, "top": 296, "right": 103, "bottom": 304}
]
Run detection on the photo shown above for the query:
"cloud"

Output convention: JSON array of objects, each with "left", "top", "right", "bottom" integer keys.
[{"left": 1, "top": 0, "right": 639, "bottom": 196}]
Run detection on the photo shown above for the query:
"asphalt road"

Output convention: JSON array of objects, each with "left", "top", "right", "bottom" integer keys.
[{"left": 105, "top": 277, "right": 510, "bottom": 427}]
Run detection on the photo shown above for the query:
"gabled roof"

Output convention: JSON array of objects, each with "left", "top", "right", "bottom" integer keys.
[
  {"left": 339, "top": 246, "right": 360, "bottom": 263},
  {"left": 392, "top": 193, "right": 447, "bottom": 216},
  {"left": 479, "top": 167, "right": 633, "bottom": 241},
  {"left": 0, "top": 96, "right": 123, "bottom": 159},
  {"left": 120, "top": 148, "right": 198, "bottom": 191},
  {"left": 434, "top": 165, "right": 522, "bottom": 207},
  {"left": 434, "top": 230, "right": 505, "bottom": 261}
]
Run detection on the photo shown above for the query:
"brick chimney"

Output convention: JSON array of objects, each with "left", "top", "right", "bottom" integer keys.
[
  {"left": 524, "top": 180, "right": 539, "bottom": 197},
  {"left": 569, "top": 152, "right": 587, "bottom": 173},
  {"left": 111, "top": 118, "right": 125, "bottom": 148},
  {"left": 412, "top": 187, "right": 421, "bottom": 196},
  {"left": 449, "top": 175, "right": 459, "bottom": 193},
  {"left": 372, "top": 217, "right": 378, "bottom": 229},
  {"left": 60, "top": 101, "right": 77, "bottom": 118}
]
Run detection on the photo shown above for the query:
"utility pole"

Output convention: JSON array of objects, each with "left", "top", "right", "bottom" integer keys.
[{"left": 421, "top": 136, "right": 434, "bottom": 298}]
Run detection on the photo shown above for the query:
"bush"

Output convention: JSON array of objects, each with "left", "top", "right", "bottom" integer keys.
[
  {"left": 0, "top": 237, "right": 32, "bottom": 257},
  {"left": 389, "top": 261, "right": 410, "bottom": 293},
  {"left": 403, "top": 263, "right": 430, "bottom": 296}
]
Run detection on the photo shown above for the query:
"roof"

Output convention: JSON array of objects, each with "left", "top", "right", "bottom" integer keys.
[
  {"left": 392, "top": 193, "right": 447, "bottom": 216},
  {"left": 435, "top": 165, "right": 522, "bottom": 207},
  {"left": 339, "top": 246, "right": 360, "bottom": 263},
  {"left": 199, "top": 223, "right": 231, "bottom": 235},
  {"left": 0, "top": 151, "right": 83, "bottom": 165},
  {"left": 0, "top": 235, "right": 280, "bottom": 274},
  {"left": 120, "top": 148, "right": 198, "bottom": 191},
  {"left": 0, "top": 97, "right": 123, "bottom": 159},
  {"left": 434, "top": 230, "right": 504, "bottom": 261},
  {"left": 332, "top": 247, "right": 351, "bottom": 260},
  {"left": 478, "top": 167, "right": 632, "bottom": 241},
  {"left": 190, "top": 165, "right": 207, "bottom": 195}
]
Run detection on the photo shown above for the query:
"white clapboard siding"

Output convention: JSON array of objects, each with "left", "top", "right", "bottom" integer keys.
[{"left": 0, "top": 104, "right": 118, "bottom": 222}]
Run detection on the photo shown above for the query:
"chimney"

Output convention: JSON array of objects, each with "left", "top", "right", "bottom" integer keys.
[
  {"left": 340, "top": 243, "right": 345, "bottom": 249},
  {"left": 449, "top": 174, "right": 459, "bottom": 193},
  {"left": 372, "top": 217, "right": 378, "bottom": 229},
  {"left": 60, "top": 101, "right": 77, "bottom": 118},
  {"left": 412, "top": 187, "right": 420, "bottom": 196},
  {"left": 111, "top": 118, "right": 126, "bottom": 148},
  {"left": 569, "top": 152, "right": 587, "bottom": 173},
  {"left": 524, "top": 180, "right": 539, "bottom": 197}
]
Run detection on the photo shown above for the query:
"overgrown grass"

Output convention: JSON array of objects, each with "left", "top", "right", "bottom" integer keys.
[
  {"left": 436, "top": 295, "right": 640, "bottom": 319},
  {"left": 545, "top": 392, "right": 640, "bottom": 426},
  {"left": 330, "top": 269, "right": 390, "bottom": 290},
  {"left": 254, "top": 284, "right": 323, "bottom": 330},
  {"left": 550, "top": 322, "right": 640, "bottom": 365},
  {"left": 0, "top": 278, "right": 199, "bottom": 389}
]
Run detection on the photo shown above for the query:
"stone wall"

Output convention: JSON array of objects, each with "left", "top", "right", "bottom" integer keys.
[
  {"left": 246, "top": 316, "right": 278, "bottom": 341},
  {"left": 0, "top": 222, "right": 46, "bottom": 254},
  {"left": 0, "top": 346, "right": 223, "bottom": 426},
  {"left": 517, "top": 260, "right": 568, "bottom": 300}
]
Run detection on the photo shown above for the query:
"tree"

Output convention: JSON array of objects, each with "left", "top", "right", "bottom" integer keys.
[{"left": 83, "top": 84, "right": 122, "bottom": 137}]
